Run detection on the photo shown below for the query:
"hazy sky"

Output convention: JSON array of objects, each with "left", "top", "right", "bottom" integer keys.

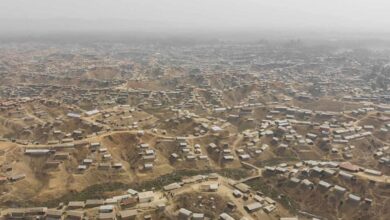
[{"left": 0, "top": 0, "right": 390, "bottom": 33}]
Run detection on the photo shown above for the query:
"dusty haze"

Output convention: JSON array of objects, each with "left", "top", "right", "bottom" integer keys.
[{"left": 0, "top": 0, "right": 390, "bottom": 39}]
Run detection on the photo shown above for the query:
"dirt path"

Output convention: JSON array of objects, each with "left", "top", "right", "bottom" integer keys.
[{"left": 354, "top": 172, "right": 390, "bottom": 183}]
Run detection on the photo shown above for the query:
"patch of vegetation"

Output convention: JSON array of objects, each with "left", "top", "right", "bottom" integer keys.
[
  {"left": 254, "top": 157, "right": 299, "bottom": 167},
  {"left": 246, "top": 178, "right": 298, "bottom": 214},
  {"left": 217, "top": 168, "right": 251, "bottom": 180},
  {"left": 39, "top": 168, "right": 251, "bottom": 208},
  {"left": 176, "top": 193, "right": 226, "bottom": 218},
  {"left": 132, "top": 169, "right": 212, "bottom": 191},
  {"left": 41, "top": 182, "right": 129, "bottom": 207}
]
